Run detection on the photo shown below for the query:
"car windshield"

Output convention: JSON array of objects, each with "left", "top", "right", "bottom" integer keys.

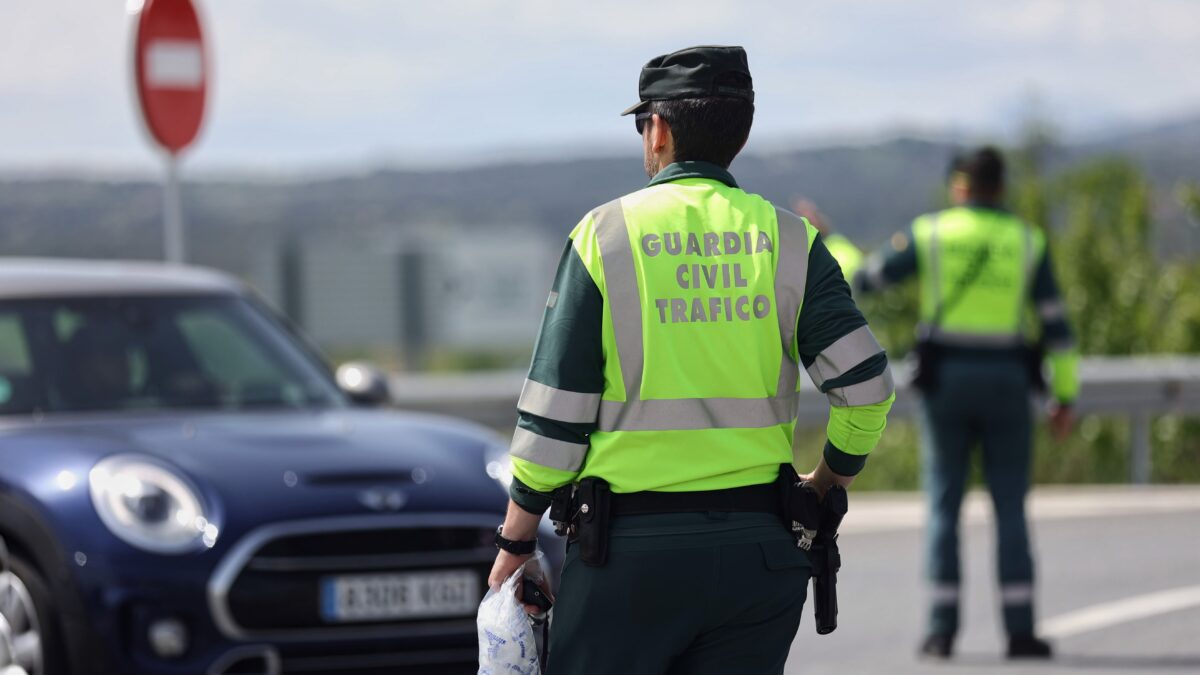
[{"left": 0, "top": 294, "right": 345, "bottom": 415}]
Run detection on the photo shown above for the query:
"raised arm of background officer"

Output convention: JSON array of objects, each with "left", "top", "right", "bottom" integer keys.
[
  {"left": 796, "top": 235, "right": 896, "bottom": 495},
  {"left": 852, "top": 229, "right": 918, "bottom": 293},
  {"left": 1031, "top": 242, "right": 1079, "bottom": 440}
]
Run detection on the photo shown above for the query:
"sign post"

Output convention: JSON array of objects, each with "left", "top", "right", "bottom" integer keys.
[{"left": 133, "top": 0, "right": 208, "bottom": 264}]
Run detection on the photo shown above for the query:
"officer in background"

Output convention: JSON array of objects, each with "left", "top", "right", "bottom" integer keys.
[
  {"left": 855, "top": 147, "right": 1077, "bottom": 660},
  {"left": 793, "top": 198, "right": 863, "bottom": 281},
  {"left": 488, "top": 45, "right": 895, "bottom": 674}
]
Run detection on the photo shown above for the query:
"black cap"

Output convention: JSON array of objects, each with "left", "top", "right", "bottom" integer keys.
[{"left": 621, "top": 45, "right": 754, "bottom": 116}]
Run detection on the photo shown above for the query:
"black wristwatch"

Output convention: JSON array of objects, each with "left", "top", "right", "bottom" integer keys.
[{"left": 494, "top": 525, "right": 537, "bottom": 555}]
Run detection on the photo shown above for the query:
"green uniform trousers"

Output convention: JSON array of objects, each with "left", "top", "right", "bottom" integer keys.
[
  {"left": 547, "top": 511, "right": 810, "bottom": 675},
  {"left": 920, "top": 353, "right": 1037, "bottom": 637}
]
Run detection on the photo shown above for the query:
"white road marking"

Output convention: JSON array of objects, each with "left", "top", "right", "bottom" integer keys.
[{"left": 1039, "top": 585, "right": 1200, "bottom": 639}]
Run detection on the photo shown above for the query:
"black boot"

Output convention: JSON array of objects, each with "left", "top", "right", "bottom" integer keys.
[
  {"left": 1007, "top": 635, "right": 1053, "bottom": 659},
  {"left": 918, "top": 633, "right": 955, "bottom": 659}
]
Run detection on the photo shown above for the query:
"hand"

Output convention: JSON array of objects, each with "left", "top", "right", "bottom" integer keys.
[
  {"left": 488, "top": 550, "right": 555, "bottom": 615},
  {"left": 1048, "top": 403, "right": 1075, "bottom": 442}
]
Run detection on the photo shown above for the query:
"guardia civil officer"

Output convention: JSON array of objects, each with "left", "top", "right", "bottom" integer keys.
[
  {"left": 487, "top": 45, "right": 895, "bottom": 674},
  {"left": 855, "top": 147, "right": 1078, "bottom": 660},
  {"left": 793, "top": 198, "right": 864, "bottom": 280}
]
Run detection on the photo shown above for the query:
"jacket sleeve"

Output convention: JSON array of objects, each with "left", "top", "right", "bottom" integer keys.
[
  {"left": 797, "top": 237, "right": 896, "bottom": 476},
  {"left": 507, "top": 236, "right": 604, "bottom": 514},
  {"left": 1030, "top": 242, "right": 1080, "bottom": 403},
  {"left": 854, "top": 228, "right": 918, "bottom": 293}
]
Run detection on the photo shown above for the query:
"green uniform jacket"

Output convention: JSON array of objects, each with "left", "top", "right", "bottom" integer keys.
[{"left": 510, "top": 162, "right": 895, "bottom": 514}]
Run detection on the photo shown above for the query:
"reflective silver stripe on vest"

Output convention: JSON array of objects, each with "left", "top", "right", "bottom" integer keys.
[
  {"left": 597, "top": 394, "right": 798, "bottom": 433},
  {"left": 593, "top": 202, "right": 807, "bottom": 433},
  {"left": 517, "top": 379, "right": 601, "bottom": 424},
  {"left": 773, "top": 208, "right": 810, "bottom": 397},
  {"left": 593, "top": 199, "right": 643, "bottom": 404},
  {"left": 806, "top": 325, "right": 884, "bottom": 389},
  {"left": 924, "top": 327, "right": 1025, "bottom": 348},
  {"left": 510, "top": 427, "right": 588, "bottom": 472},
  {"left": 826, "top": 369, "right": 894, "bottom": 407}
]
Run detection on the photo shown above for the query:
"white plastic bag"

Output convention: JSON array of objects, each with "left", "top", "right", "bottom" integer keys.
[{"left": 477, "top": 554, "right": 547, "bottom": 674}]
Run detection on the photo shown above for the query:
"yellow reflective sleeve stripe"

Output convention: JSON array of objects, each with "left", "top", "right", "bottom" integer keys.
[
  {"left": 511, "top": 456, "right": 578, "bottom": 494},
  {"left": 825, "top": 369, "right": 895, "bottom": 407},
  {"left": 826, "top": 392, "right": 895, "bottom": 456},
  {"left": 597, "top": 393, "right": 798, "bottom": 432},
  {"left": 510, "top": 427, "right": 588, "bottom": 472},
  {"left": 1047, "top": 348, "right": 1080, "bottom": 403},
  {"left": 517, "top": 379, "right": 601, "bottom": 424},
  {"left": 805, "top": 325, "right": 884, "bottom": 389}
]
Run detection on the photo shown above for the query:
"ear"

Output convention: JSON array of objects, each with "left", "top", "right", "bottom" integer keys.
[{"left": 650, "top": 113, "right": 672, "bottom": 153}]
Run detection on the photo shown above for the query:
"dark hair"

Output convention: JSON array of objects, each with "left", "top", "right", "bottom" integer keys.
[
  {"left": 649, "top": 73, "right": 754, "bottom": 168},
  {"left": 959, "top": 146, "right": 1006, "bottom": 198}
]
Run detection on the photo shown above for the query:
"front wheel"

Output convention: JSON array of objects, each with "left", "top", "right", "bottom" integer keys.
[{"left": 0, "top": 542, "right": 66, "bottom": 675}]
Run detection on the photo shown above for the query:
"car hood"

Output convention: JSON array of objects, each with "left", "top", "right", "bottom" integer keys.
[{"left": 0, "top": 408, "right": 511, "bottom": 531}]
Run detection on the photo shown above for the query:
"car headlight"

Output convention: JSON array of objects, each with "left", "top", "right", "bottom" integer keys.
[
  {"left": 89, "top": 455, "right": 218, "bottom": 554},
  {"left": 484, "top": 444, "right": 514, "bottom": 489}
]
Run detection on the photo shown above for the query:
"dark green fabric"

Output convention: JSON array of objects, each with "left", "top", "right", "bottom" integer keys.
[
  {"left": 823, "top": 439, "right": 868, "bottom": 476},
  {"left": 921, "top": 356, "right": 1035, "bottom": 637},
  {"left": 797, "top": 237, "right": 886, "bottom": 377},
  {"left": 510, "top": 476, "right": 554, "bottom": 514},
  {"left": 621, "top": 45, "right": 753, "bottom": 116},
  {"left": 645, "top": 161, "right": 738, "bottom": 189},
  {"left": 1030, "top": 243, "right": 1074, "bottom": 348},
  {"left": 547, "top": 512, "right": 808, "bottom": 675},
  {"left": 527, "top": 241, "right": 605, "bottom": 394}
]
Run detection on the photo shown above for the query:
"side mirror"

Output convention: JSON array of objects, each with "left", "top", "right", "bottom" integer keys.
[{"left": 335, "top": 362, "right": 391, "bottom": 407}]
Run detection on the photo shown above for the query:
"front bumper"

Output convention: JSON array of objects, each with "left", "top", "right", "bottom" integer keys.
[{"left": 71, "top": 511, "right": 562, "bottom": 674}]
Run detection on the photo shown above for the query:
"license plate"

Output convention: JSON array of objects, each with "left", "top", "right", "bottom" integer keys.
[{"left": 320, "top": 570, "right": 480, "bottom": 622}]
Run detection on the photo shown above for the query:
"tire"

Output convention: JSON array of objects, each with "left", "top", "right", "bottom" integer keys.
[{"left": 0, "top": 554, "right": 68, "bottom": 675}]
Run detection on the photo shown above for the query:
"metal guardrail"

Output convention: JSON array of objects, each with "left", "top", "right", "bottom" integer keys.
[{"left": 389, "top": 356, "right": 1200, "bottom": 484}]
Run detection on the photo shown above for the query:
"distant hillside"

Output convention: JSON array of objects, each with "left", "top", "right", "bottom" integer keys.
[{"left": 2, "top": 117, "right": 1198, "bottom": 281}]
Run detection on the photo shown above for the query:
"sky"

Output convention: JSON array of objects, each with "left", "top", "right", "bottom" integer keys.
[{"left": 1, "top": 0, "right": 1198, "bottom": 175}]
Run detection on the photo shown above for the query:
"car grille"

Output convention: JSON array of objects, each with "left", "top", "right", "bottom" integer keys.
[{"left": 209, "top": 515, "right": 497, "bottom": 641}]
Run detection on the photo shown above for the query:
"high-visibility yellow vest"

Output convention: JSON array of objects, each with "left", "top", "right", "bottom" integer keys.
[
  {"left": 569, "top": 178, "right": 818, "bottom": 493},
  {"left": 912, "top": 206, "right": 1045, "bottom": 346}
]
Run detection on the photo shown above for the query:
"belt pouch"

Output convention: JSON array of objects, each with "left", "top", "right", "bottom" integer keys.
[{"left": 577, "top": 477, "right": 611, "bottom": 567}]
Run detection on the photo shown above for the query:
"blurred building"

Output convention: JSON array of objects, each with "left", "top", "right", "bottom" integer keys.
[{"left": 249, "top": 225, "right": 558, "bottom": 369}]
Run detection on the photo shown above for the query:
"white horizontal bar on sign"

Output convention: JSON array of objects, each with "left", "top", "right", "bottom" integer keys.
[{"left": 146, "top": 40, "right": 203, "bottom": 89}]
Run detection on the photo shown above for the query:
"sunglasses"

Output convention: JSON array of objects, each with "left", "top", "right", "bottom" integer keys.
[{"left": 635, "top": 112, "right": 654, "bottom": 135}]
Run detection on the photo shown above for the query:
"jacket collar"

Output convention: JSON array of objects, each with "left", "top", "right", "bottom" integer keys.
[{"left": 646, "top": 161, "right": 739, "bottom": 189}]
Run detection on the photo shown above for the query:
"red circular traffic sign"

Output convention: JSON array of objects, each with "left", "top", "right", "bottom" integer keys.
[{"left": 134, "top": 0, "right": 208, "bottom": 155}]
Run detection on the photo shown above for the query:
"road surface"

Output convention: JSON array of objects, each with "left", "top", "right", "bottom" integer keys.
[{"left": 783, "top": 486, "right": 1200, "bottom": 674}]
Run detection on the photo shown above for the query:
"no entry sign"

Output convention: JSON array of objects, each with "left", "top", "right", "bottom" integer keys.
[{"left": 134, "top": 0, "right": 207, "bottom": 154}]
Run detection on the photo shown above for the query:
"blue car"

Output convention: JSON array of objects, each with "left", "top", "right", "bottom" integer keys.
[{"left": 0, "top": 259, "right": 555, "bottom": 675}]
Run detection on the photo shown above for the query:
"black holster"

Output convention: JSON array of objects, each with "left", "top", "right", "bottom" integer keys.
[
  {"left": 575, "top": 477, "right": 612, "bottom": 567},
  {"left": 911, "top": 338, "right": 943, "bottom": 394}
]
